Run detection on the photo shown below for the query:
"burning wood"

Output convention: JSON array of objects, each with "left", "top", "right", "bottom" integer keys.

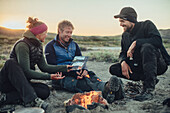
[{"left": 64, "top": 91, "right": 108, "bottom": 109}]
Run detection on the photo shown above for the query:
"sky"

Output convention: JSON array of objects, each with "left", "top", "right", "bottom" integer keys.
[{"left": 0, "top": 0, "right": 170, "bottom": 36}]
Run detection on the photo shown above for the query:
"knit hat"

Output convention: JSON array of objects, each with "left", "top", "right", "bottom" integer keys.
[
  {"left": 114, "top": 7, "right": 137, "bottom": 23},
  {"left": 30, "top": 23, "right": 48, "bottom": 35}
]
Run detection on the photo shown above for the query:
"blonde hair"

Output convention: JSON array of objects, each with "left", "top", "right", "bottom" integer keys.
[
  {"left": 26, "top": 17, "right": 44, "bottom": 30},
  {"left": 58, "top": 20, "right": 74, "bottom": 33}
]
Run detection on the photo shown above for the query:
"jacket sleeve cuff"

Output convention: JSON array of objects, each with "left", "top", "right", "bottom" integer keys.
[
  {"left": 48, "top": 74, "right": 51, "bottom": 80},
  {"left": 56, "top": 65, "right": 68, "bottom": 72},
  {"left": 120, "top": 58, "right": 128, "bottom": 64}
]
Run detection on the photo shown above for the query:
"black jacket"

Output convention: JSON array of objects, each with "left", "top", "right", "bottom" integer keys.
[{"left": 119, "top": 20, "right": 170, "bottom": 65}]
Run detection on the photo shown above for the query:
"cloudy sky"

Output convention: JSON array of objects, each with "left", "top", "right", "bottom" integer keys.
[{"left": 0, "top": 0, "right": 170, "bottom": 36}]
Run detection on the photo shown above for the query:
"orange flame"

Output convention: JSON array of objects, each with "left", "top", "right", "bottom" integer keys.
[
  {"left": 85, "top": 74, "right": 90, "bottom": 78},
  {"left": 97, "top": 78, "right": 102, "bottom": 81},
  {"left": 67, "top": 91, "right": 108, "bottom": 109}
]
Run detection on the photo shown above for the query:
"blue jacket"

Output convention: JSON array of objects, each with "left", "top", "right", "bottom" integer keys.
[
  {"left": 45, "top": 35, "right": 104, "bottom": 93},
  {"left": 45, "top": 35, "right": 82, "bottom": 65}
]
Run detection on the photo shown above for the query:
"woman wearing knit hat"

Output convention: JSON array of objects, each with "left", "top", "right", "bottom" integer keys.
[{"left": 0, "top": 17, "right": 72, "bottom": 111}]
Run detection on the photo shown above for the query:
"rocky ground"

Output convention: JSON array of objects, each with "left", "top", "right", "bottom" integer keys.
[
  {"left": 42, "top": 61, "right": 170, "bottom": 113},
  {"left": 2, "top": 61, "right": 168, "bottom": 113},
  {"left": 0, "top": 45, "right": 170, "bottom": 113}
]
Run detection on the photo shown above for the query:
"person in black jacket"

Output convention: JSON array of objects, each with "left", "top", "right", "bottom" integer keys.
[{"left": 109, "top": 7, "right": 170, "bottom": 101}]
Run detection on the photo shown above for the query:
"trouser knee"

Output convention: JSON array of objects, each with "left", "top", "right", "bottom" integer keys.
[
  {"left": 140, "top": 43, "right": 158, "bottom": 70},
  {"left": 39, "top": 84, "right": 50, "bottom": 100},
  {"left": 140, "top": 43, "right": 156, "bottom": 56},
  {"left": 4, "top": 58, "right": 18, "bottom": 66},
  {"left": 109, "top": 63, "right": 121, "bottom": 76},
  {"left": 32, "top": 83, "right": 50, "bottom": 100}
]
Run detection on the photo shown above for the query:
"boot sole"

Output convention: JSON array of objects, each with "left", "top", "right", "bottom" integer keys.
[
  {"left": 106, "top": 76, "right": 121, "bottom": 104},
  {"left": 108, "top": 76, "right": 121, "bottom": 92}
]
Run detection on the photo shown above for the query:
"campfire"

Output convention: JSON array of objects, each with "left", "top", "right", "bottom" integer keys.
[{"left": 64, "top": 91, "right": 108, "bottom": 112}]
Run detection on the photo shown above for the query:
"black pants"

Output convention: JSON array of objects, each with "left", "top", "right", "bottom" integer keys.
[
  {"left": 52, "top": 71, "right": 106, "bottom": 93},
  {"left": 110, "top": 43, "right": 168, "bottom": 90},
  {"left": 0, "top": 59, "right": 50, "bottom": 105}
]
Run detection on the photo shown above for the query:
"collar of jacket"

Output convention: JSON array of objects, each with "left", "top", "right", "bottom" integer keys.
[
  {"left": 22, "top": 30, "right": 42, "bottom": 45},
  {"left": 129, "top": 22, "right": 140, "bottom": 36},
  {"left": 54, "top": 34, "right": 73, "bottom": 49}
]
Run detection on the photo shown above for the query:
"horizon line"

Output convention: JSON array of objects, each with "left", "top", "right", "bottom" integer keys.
[{"left": 0, "top": 26, "right": 169, "bottom": 37}]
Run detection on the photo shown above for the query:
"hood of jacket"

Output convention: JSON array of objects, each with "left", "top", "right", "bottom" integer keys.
[{"left": 22, "top": 30, "right": 42, "bottom": 44}]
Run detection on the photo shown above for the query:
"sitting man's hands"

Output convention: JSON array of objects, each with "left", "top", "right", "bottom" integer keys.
[
  {"left": 51, "top": 72, "right": 65, "bottom": 80},
  {"left": 67, "top": 65, "right": 73, "bottom": 72},
  {"left": 121, "top": 61, "right": 132, "bottom": 79},
  {"left": 76, "top": 69, "right": 88, "bottom": 79},
  {"left": 127, "top": 41, "right": 136, "bottom": 58}
]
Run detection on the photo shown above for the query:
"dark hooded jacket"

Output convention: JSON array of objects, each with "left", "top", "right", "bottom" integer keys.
[{"left": 119, "top": 20, "right": 170, "bottom": 65}]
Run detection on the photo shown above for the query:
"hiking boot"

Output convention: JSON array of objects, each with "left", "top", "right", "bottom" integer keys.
[
  {"left": 0, "top": 93, "right": 6, "bottom": 107},
  {"left": 25, "top": 98, "right": 48, "bottom": 110},
  {"left": 137, "top": 77, "right": 158, "bottom": 102},
  {"left": 115, "top": 79, "right": 125, "bottom": 100},
  {"left": 0, "top": 105, "right": 15, "bottom": 113},
  {"left": 102, "top": 76, "right": 125, "bottom": 104},
  {"left": 0, "top": 93, "right": 15, "bottom": 113},
  {"left": 34, "top": 98, "right": 48, "bottom": 110},
  {"left": 134, "top": 89, "right": 153, "bottom": 101}
]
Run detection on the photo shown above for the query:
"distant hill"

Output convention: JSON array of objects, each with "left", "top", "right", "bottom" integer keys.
[
  {"left": 0, "top": 26, "right": 57, "bottom": 38},
  {"left": 0, "top": 26, "right": 169, "bottom": 39},
  {"left": 0, "top": 26, "right": 169, "bottom": 48},
  {"left": 0, "top": 26, "right": 25, "bottom": 37},
  {"left": 159, "top": 29, "right": 170, "bottom": 39}
]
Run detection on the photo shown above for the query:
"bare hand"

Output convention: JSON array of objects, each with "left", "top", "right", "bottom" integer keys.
[
  {"left": 67, "top": 65, "right": 73, "bottom": 72},
  {"left": 51, "top": 72, "right": 65, "bottom": 80},
  {"left": 127, "top": 41, "right": 136, "bottom": 58},
  {"left": 76, "top": 70, "right": 88, "bottom": 79},
  {"left": 121, "top": 61, "right": 132, "bottom": 79}
]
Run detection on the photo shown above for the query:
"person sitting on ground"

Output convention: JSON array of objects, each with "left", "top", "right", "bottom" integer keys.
[
  {"left": 109, "top": 7, "right": 169, "bottom": 101},
  {"left": 0, "top": 17, "right": 72, "bottom": 111},
  {"left": 45, "top": 20, "right": 125, "bottom": 104}
]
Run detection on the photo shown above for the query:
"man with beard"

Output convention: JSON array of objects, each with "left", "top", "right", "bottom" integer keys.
[
  {"left": 109, "top": 7, "right": 170, "bottom": 101},
  {"left": 45, "top": 20, "right": 125, "bottom": 104}
]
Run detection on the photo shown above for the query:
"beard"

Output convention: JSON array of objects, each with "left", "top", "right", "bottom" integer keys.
[
  {"left": 122, "top": 23, "right": 134, "bottom": 32},
  {"left": 60, "top": 36, "right": 71, "bottom": 45},
  {"left": 126, "top": 28, "right": 131, "bottom": 32},
  {"left": 124, "top": 26, "right": 131, "bottom": 32}
]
